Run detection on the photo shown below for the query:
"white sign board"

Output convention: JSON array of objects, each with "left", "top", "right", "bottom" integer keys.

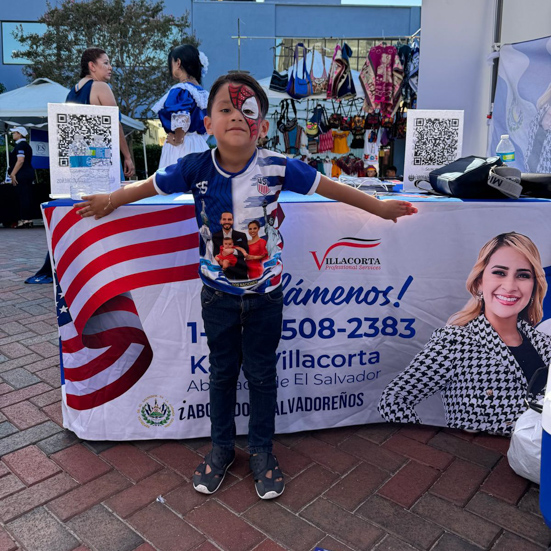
[
  {"left": 403, "top": 109, "right": 464, "bottom": 192},
  {"left": 48, "top": 103, "right": 120, "bottom": 198}
]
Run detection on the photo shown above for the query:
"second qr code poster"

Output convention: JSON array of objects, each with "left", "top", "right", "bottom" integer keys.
[{"left": 403, "top": 109, "right": 464, "bottom": 192}]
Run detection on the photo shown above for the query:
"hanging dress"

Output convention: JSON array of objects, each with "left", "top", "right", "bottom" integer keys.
[{"left": 360, "top": 44, "right": 404, "bottom": 118}]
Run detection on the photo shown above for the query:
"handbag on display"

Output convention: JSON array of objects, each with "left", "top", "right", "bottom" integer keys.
[
  {"left": 310, "top": 104, "right": 330, "bottom": 134},
  {"left": 269, "top": 44, "right": 288, "bottom": 93},
  {"left": 309, "top": 46, "right": 328, "bottom": 96},
  {"left": 366, "top": 111, "right": 381, "bottom": 129},
  {"left": 339, "top": 101, "right": 355, "bottom": 132},
  {"left": 381, "top": 115, "right": 394, "bottom": 129},
  {"left": 394, "top": 107, "right": 407, "bottom": 139},
  {"left": 277, "top": 99, "right": 298, "bottom": 133},
  {"left": 305, "top": 121, "right": 319, "bottom": 137},
  {"left": 286, "top": 43, "right": 313, "bottom": 99},
  {"left": 269, "top": 70, "right": 289, "bottom": 94},
  {"left": 304, "top": 103, "right": 319, "bottom": 137},
  {"left": 333, "top": 42, "right": 356, "bottom": 99},
  {"left": 327, "top": 44, "right": 344, "bottom": 99},
  {"left": 327, "top": 101, "right": 343, "bottom": 129},
  {"left": 349, "top": 106, "right": 366, "bottom": 135},
  {"left": 307, "top": 136, "right": 319, "bottom": 154},
  {"left": 425, "top": 156, "right": 505, "bottom": 198},
  {"left": 318, "top": 130, "right": 334, "bottom": 153}
]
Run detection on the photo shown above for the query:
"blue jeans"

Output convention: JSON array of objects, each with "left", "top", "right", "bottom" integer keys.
[{"left": 201, "top": 285, "right": 283, "bottom": 454}]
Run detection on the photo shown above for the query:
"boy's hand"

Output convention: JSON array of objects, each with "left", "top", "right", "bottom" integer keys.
[
  {"left": 74, "top": 194, "right": 113, "bottom": 220},
  {"left": 381, "top": 200, "right": 418, "bottom": 223}
]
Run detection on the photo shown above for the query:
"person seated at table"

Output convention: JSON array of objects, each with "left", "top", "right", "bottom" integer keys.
[
  {"left": 215, "top": 237, "right": 239, "bottom": 271},
  {"left": 378, "top": 232, "right": 551, "bottom": 436},
  {"left": 385, "top": 165, "right": 398, "bottom": 179}
]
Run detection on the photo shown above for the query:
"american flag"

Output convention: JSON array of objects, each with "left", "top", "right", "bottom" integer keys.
[{"left": 45, "top": 202, "right": 200, "bottom": 411}]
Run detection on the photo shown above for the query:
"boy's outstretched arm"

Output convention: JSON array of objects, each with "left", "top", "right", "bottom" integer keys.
[
  {"left": 74, "top": 176, "right": 158, "bottom": 220},
  {"left": 316, "top": 175, "right": 418, "bottom": 223}
]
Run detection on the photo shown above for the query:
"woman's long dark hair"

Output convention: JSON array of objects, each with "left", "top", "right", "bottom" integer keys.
[
  {"left": 168, "top": 44, "right": 202, "bottom": 84},
  {"left": 80, "top": 47, "right": 107, "bottom": 78}
]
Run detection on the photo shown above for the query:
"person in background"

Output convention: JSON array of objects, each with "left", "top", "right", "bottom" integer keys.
[
  {"left": 7, "top": 127, "right": 35, "bottom": 228},
  {"left": 74, "top": 72, "right": 417, "bottom": 500},
  {"left": 378, "top": 232, "right": 551, "bottom": 436},
  {"left": 385, "top": 165, "right": 398, "bottom": 178},
  {"left": 66, "top": 47, "right": 135, "bottom": 178},
  {"left": 153, "top": 44, "right": 209, "bottom": 170}
]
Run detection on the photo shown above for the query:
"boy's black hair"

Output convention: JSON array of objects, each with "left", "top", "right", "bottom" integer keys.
[
  {"left": 207, "top": 72, "right": 269, "bottom": 118},
  {"left": 80, "top": 47, "right": 107, "bottom": 78},
  {"left": 168, "top": 44, "right": 203, "bottom": 84}
]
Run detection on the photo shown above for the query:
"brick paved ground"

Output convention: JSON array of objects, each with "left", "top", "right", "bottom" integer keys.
[{"left": 0, "top": 224, "right": 550, "bottom": 551}]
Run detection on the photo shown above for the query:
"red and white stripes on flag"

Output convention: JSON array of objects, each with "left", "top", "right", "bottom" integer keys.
[{"left": 44, "top": 203, "right": 200, "bottom": 410}]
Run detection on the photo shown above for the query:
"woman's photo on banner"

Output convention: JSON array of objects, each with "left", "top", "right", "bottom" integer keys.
[{"left": 378, "top": 232, "right": 551, "bottom": 436}]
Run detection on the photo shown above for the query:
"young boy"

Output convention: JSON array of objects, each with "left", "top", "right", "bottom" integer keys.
[{"left": 76, "top": 72, "right": 417, "bottom": 500}]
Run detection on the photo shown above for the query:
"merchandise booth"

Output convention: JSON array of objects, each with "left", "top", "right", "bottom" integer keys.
[{"left": 255, "top": 36, "right": 419, "bottom": 182}]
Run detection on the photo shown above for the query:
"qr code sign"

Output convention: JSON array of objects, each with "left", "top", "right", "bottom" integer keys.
[
  {"left": 412, "top": 118, "right": 460, "bottom": 166},
  {"left": 57, "top": 113, "right": 112, "bottom": 166}
]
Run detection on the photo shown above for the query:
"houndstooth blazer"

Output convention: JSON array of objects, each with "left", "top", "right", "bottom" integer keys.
[{"left": 377, "top": 314, "right": 551, "bottom": 436}]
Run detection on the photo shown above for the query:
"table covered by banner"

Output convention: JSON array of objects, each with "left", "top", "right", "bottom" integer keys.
[{"left": 42, "top": 193, "right": 551, "bottom": 440}]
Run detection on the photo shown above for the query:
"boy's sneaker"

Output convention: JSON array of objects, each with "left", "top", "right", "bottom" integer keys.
[
  {"left": 250, "top": 452, "right": 285, "bottom": 499},
  {"left": 193, "top": 446, "right": 235, "bottom": 494}
]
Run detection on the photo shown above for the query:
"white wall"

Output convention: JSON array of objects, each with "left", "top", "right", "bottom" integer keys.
[
  {"left": 418, "top": 0, "right": 551, "bottom": 157},
  {"left": 501, "top": 0, "right": 551, "bottom": 44},
  {"left": 417, "top": 0, "right": 494, "bottom": 156}
]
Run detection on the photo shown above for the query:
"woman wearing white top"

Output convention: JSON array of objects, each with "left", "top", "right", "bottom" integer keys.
[{"left": 153, "top": 45, "right": 209, "bottom": 170}]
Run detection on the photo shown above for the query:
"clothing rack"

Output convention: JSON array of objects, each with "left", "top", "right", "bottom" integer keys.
[{"left": 231, "top": 18, "right": 420, "bottom": 71}]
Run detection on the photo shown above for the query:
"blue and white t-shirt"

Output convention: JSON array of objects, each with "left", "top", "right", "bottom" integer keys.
[{"left": 154, "top": 147, "right": 320, "bottom": 294}]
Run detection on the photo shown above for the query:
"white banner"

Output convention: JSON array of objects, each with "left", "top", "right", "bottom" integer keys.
[
  {"left": 489, "top": 35, "right": 551, "bottom": 173},
  {"left": 44, "top": 197, "right": 551, "bottom": 440}
]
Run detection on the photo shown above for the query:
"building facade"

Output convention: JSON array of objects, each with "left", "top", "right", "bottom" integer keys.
[{"left": 1, "top": 0, "right": 421, "bottom": 94}]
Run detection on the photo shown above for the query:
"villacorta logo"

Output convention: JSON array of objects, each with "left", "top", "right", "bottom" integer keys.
[{"left": 310, "top": 237, "right": 381, "bottom": 271}]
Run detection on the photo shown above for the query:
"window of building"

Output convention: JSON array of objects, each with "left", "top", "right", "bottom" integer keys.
[
  {"left": 2, "top": 22, "right": 46, "bottom": 64},
  {"left": 276, "top": 37, "right": 408, "bottom": 73}
]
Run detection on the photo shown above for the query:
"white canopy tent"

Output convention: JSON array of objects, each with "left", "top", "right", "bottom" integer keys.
[
  {"left": 0, "top": 78, "right": 147, "bottom": 176},
  {"left": 0, "top": 78, "right": 144, "bottom": 132}
]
